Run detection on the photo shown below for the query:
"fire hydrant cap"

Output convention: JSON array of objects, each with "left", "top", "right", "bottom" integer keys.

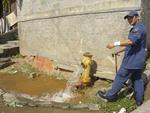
[{"left": 83, "top": 52, "right": 93, "bottom": 57}]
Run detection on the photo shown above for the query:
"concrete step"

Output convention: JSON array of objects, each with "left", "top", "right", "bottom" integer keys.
[
  {"left": 0, "top": 28, "right": 18, "bottom": 44},
  {"left": 0, "top": 42, "right": 19, "bottom": 58},
  {"left": 7, "top": 40, "right": 19, "bottom": 45},
  {"left": 0, "top": 31, "right": 19, "bottom": 57},
  {"left": 0, "top": 57, "right": 11, "bottom": 63},
  {"left": 0, "top": 58, "right": 14, "bottom": 69},
  {"left": 0, "top": 42, "right": 18, "bottom": 49}
]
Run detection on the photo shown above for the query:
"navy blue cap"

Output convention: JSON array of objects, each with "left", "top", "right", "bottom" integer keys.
[{"left": 124, "top": 11, "right": 139, "bottom": 19}]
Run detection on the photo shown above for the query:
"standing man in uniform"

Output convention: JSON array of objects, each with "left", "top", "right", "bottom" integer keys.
[{"left": 96, "top": 10, "right": 147, "bottom": 106}]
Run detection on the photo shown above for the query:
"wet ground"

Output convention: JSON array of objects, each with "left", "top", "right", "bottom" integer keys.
[
  {"left": 0, "top": 72, "right": 150, "bottom": 113},
  {"left": 0, "top": 72, "right": 102, "bottom": 113},
  {"left": 0, "top": 73, "right": 66, "bottom": 96}
]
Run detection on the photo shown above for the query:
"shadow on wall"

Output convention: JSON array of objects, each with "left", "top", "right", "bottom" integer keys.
[
  {"left": 141, "top": 0, "right": 150, "bottom": 50},
  {"left": 17, "top": 0, "right": 23, "bottom": 10}
]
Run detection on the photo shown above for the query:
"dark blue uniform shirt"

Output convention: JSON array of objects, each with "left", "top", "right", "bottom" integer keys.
[{"left": 122, "top": 21, "right": 147, "bottom": 69}]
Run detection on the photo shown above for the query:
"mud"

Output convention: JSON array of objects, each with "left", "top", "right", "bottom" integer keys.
[{"left": 0, "top": 73, "right": 66, "bottom": 96}]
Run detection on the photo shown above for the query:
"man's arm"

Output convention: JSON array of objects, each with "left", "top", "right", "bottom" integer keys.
[{"left": 106, "top": 39, "right": 133, "bottom": 49}]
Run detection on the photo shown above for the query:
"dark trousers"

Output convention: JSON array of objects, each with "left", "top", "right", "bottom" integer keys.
[{"left": 106, "top": 66, "right": 144, "bottom": 103}]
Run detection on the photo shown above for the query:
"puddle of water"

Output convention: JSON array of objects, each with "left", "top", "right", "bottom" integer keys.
[
  {"left": 0, "top": 68, "right": 84, "bottom": 104},
  {"left": 0, "top": 73, "right": 66, "bottom": 96},
  {"left": 0, "top": 66, "right": 83, "bottom": 103}
]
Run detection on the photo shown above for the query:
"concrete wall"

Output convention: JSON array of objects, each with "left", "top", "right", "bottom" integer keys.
[
  {"left": 17, "top": 0, "right": 141, "bottom": 71},
  {"left": 141, "top": 0, "right": 150, "bottom": 50}
]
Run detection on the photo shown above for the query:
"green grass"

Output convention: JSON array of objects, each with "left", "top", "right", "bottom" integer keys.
[
  {"left": 17, "top": 63, "right": 39, "bottom": 74},
  {"left": 78, "top": 90, "right": 136, "bottom": 113},
  {"left": 103, "top": 98, "right": 135, "bottom": 113}
]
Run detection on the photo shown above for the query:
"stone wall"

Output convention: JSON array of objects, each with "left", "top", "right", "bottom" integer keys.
[{"left": 17, "top": 0, "right": 141, "bottom": 71}]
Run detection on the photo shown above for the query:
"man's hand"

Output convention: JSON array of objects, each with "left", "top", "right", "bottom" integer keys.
[
  {"left": 112, "top": 52, "right": 120, "bottom": 57},
  {"left": 106, "top": 42, "right": 115, "bottom": 49}
]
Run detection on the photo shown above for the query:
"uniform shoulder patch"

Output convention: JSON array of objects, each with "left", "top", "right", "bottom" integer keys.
[{"left": 132, "top": 28, "right": 139, "bottom": 33}]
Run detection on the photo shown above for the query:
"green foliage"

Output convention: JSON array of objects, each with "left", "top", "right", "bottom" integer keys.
[{"left": 2, "top": 0, "right": 10, "bottom": 13}]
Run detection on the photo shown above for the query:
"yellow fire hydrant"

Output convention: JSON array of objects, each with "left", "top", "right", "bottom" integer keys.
[{"left": 80, "top": 52, "right": 93, "bottom": 87}]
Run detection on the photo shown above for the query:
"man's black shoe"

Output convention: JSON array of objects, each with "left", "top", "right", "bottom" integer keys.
[
  {"left": 96, "top": 90, "right": 117, "bottom": 102},
  {"left": 96, "top": 90, "right": 108, "bottom": 102},
  {"left": 136, "top": 101, "right": 143, "bottom": 107}
]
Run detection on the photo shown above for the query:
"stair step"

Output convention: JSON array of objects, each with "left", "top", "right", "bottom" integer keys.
[
  {"left": 0, "top": 57, "right": 11, "bottom": 63},
  {"left": 0, "top": 28, "right": 18, "bottom": 44},
  {"left": 0, "top": 61, "right": 14, "bottom": 69},
  {"left": 0, "top": 42, "right": 18, "bottom": 49},
  {"left": 7, "top": 40, "right": 19, "bottom": 45},
  {"left": 0, "top": 43, "right": 19, "bottom": 58},
  {"left": 0, "top": 29, "right": 19, "bottom": 62}
]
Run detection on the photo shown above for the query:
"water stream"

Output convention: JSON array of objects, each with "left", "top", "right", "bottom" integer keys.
[{"left": 50, "top": 65, "right": 82, "bottom": 103}]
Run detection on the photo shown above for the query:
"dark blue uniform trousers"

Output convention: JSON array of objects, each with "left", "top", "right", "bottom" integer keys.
[{"left": 106, "top": 66, "right": 144, "bottom": 103}]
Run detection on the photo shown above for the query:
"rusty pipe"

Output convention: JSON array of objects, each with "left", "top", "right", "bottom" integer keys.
[{"left": 112, "top": 53, "right": 118, "bottom": 74}]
